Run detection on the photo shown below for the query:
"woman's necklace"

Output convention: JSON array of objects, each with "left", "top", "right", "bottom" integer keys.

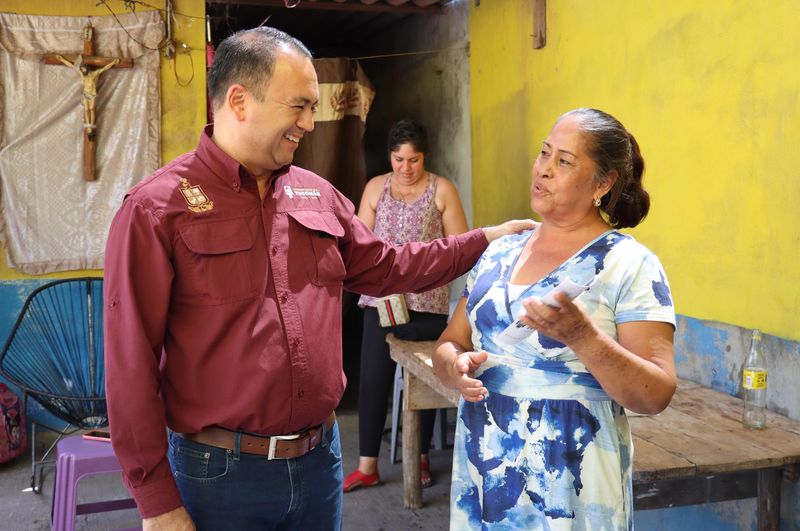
[
  {"left": 396, "top": 186, "right": 414, "bottom": 203},
  {"left": 392, "top": 172, "right": 427, "bottom": 203}
]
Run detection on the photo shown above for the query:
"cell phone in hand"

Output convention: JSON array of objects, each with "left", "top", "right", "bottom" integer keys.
[{"left": 82, "top": 430, "right": 112, "bottom": 442}]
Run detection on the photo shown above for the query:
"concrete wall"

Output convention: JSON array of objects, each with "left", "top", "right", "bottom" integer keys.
[
  {"left": 0, "top": 0, "right": 206, "bottom": 425},
  {"left": 469, "top": 0, "right": 800, "bottom": 343},
  {"left": 361, "top": 1, "right": 472, "bottom": 227},
  {"left": 361, "top": 0, "right": 471, "bottom": 300},
  {"left": 469, "top": 1, "right": 800, "bottom": 528}
]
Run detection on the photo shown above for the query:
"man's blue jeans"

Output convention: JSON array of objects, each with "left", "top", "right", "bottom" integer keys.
[{"left": 168, "top": 421, "right": 343, "bottom": 530}]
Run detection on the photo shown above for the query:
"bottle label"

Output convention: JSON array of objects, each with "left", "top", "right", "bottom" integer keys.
[{"left": 743, "top": 370, "right": 767, "bottom": 390}]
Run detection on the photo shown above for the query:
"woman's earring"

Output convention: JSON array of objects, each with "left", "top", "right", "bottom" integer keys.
[{"left": 593, "top": 197, "right": 602, "bottom": 207}]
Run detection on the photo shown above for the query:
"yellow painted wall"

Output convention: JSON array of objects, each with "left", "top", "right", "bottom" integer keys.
[
  {"left": 0, "top": 0, "right": 206, "bottom": 279},
  {"left": 470, "top": 0, "right": 800, "bottom": 342}
]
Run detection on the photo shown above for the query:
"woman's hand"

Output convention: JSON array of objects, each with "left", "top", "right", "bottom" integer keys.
[
  {"left": 432, "top": 298, "right": 488, "bottom": 402},
  {"left": 519, "top": 291, "right": 595, "bottom": 346},
  {"left": 519, "top": 291, "right": 676, "bottom": 414},
  {"left": 450, "top": 351, "right": 489, "bottom": 402}
]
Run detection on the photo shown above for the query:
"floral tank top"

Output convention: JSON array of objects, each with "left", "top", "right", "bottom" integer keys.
[{"left": 358, "top": 172, "right": 450, "bottom": 315}]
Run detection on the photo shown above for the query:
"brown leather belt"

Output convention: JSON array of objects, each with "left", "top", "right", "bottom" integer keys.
[{"left": 178, "top": 413, "right": 336, "bottom": 460}]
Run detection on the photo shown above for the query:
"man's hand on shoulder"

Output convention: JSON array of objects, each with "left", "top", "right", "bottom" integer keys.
[
  {"left": 481, "top": 219, "right": 537, "bottom": 242},
  {"left": 143, "top": 507, "right": 195, "bottom": 531}
]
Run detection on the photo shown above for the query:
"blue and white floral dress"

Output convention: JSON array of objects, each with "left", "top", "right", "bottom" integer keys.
[{"left": 450, "top": 229, "right": 675, "bottom": 530}]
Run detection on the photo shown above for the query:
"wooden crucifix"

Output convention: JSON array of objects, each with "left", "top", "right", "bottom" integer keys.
[{"left": 42, "top": 26, "right": 133, "bottom": 181}]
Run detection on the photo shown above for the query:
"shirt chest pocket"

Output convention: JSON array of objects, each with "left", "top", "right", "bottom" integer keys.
[
  {"left": 287, "top": 209, "right": 346, "bottom": 286},
  {"left": 176, "top": 217, "right": 258, "bottom": 304}
]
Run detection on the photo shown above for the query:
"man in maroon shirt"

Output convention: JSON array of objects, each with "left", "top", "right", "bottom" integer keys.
[{"left": 104, "top": 27, "right": 531, "bottom": 530}]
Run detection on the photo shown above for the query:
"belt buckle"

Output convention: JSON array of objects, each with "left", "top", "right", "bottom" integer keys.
[{"left": 267, "top": 432, "right": 302, "bottom": 460}]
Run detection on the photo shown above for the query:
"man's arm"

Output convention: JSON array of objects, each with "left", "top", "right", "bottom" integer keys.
[
  {"left": 338, "top": 181, "right": 534, "bottom": 297},
  {"left": 104, "top": 199, "right": 184, "bottom": 519}
]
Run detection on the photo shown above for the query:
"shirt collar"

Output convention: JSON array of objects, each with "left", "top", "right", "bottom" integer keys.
[{"left": 197, "top": 124, "right": 292, "bottom": 191}]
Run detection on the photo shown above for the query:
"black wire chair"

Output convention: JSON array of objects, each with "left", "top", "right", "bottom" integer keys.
[{"left": 0, "top": 277, "right": 106, "bottom": 493}]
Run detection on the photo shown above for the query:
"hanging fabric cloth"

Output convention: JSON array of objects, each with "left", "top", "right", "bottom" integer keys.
[
  {"left": 292, "top": 58, "right": 375, "bottom": 205},
  {"left": 0, "top": 11, "right": 163, "bottom": 274}
]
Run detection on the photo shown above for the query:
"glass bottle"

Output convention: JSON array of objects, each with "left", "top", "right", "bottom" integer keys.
[{"left": 742, "top": 329, "right": 767, "bottom": 429}]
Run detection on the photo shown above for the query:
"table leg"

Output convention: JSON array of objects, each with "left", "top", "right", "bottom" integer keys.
[
  {"left": 402, "top": 408, "right": 422, "bottom": 508},
  {"left": 757, "top": 468, "right": 781, "bottom": 531}
]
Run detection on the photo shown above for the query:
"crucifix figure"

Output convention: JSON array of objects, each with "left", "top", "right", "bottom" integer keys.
[
  {"left": 43, "top": 25, "right": 133, "bottom": 181},
  {"left": 54, "top": 54, "right": 120, "bottom": 133}
]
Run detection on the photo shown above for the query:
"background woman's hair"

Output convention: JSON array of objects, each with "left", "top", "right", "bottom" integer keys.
[
  {"left": 558, "top": 108, "right": 650, "bottom": 228},
  {"left": 207, "top": 26, "right": 311, "bottom": 110},
  {"left": 387, "top": 119, "right": 429, "bottom": 155}
]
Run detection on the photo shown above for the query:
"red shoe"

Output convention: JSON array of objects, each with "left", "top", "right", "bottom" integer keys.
[
  {"left": 343, "top": 469, "right": 381, "bottom": 493},
  {"left": 420, "top": 459, "right": 434, "bottom": 489}
]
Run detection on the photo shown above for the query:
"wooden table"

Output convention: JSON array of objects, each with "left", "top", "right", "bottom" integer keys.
[{"left": 387, "top": 335, "right": 800, "bottom": 530}]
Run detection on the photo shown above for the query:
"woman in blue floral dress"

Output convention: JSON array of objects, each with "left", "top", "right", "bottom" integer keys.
[{"left": 433, "top": 109, "right": 676, "bottom": 530}]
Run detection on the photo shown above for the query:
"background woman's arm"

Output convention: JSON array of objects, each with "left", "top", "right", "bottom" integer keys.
[
  {"left": 356, "top": 176, "right": 384, "bottom": 231},
  {"left": 436, "top": 177, "right": 469, "bottom": 236}
]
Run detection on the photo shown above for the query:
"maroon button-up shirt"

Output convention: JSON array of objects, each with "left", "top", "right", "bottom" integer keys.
[{"left": 103, "top": 126, "right": 488, "bottom": 517}]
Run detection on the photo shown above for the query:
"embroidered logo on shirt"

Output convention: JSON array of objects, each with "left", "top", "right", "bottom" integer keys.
[
  {"left": 179, "top": 178, "right": 214, "bottom": 213},
  {"left": 284, "top": 185, "right": 320, "bottom": 199}
]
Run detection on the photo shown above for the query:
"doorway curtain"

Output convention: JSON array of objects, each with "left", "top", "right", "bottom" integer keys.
[{"left": 293, "top": 58, "right": 374, "bottom": 206}]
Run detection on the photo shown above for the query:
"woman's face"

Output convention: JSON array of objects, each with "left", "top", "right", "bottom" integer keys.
[
  {"left": 389, "top": 143, "right": 426, "bottom": 184},
  {"left": 530, "top": 116, "right": 607, "bottom": 222}
]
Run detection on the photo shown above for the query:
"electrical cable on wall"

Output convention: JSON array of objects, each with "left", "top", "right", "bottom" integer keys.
[
  {"left": 96, "top": 0, "right": 198, "bottom": 84},
  {"left": 354, "top": 45, "right": 468, "bottom": 61}
]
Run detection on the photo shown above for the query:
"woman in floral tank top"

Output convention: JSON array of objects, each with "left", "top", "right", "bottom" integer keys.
[{"left": 343, "top": 119, "right": 469, "bottom": 492}]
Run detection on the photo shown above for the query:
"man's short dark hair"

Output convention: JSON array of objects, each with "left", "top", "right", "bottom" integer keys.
[{"left": 207, "top": 27, "right": 312, "bottom": 110}]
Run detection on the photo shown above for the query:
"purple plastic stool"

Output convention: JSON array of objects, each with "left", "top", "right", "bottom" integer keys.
[{"left": 51, "top": 435, "right": 137, "bottom": 531}]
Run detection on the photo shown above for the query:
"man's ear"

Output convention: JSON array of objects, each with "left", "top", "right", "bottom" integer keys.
[{"left": 226, "top": 85, "right": 247, "bottom": 120}]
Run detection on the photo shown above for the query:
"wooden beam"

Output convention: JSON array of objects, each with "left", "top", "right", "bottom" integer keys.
[
  {"left": 532, "top": 0, "right": 546, "bottom": 49},
  {"left": 758, "top": 468, "right": 781, "bottom": 531},
  {"left": 209, "top": 0, "right": 444, "bottom": 14},
  {"left": 633, "top": 470, "right": 757, "bottom": 510},
  {"left": 401, "top": 407, "right": 423, "bottom": 508}
]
